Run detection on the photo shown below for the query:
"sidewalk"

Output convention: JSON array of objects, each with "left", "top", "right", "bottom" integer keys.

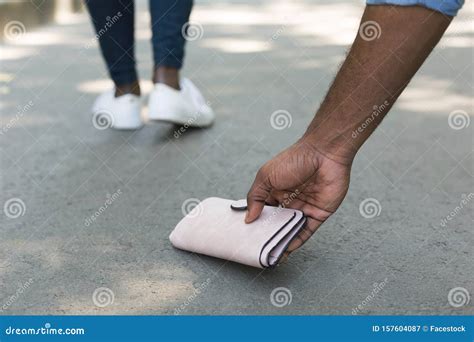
[{"left": 0, "top": 0, "right": 472, "bottom": 315}]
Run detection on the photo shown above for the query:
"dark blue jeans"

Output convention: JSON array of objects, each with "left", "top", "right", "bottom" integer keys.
[{"left": 85, "top": 0, "right": 193, "bottom": 86}]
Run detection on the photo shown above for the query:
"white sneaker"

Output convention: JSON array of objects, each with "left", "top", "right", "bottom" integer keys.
[
  {"left": 148, "top": 78, "right": 215, "bottom": 127},
  {"left": 91, "top": 90, "right": 143, "bottom": 130}
]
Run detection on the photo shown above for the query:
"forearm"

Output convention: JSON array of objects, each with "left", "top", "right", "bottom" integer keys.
[{"left": 302, "top": 5, "right": 452, "bottom": 164}]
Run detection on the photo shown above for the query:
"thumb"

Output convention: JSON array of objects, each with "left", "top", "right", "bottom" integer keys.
[{"left": 245, "top": 169, "right": 272, "bottom": 223}]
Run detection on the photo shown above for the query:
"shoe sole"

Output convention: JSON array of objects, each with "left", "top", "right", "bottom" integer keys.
[{"left": 148, "top": 115, "right": 213, "bottom": 128}]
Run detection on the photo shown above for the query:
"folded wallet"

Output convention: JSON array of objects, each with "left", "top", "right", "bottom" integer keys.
[{"left": 169, "top": 197, "right": 307, "bottom": 268}]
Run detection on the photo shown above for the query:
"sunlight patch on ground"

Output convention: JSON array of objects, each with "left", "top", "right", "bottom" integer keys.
[
  {"left": 439, "top": 15, "right": 474, "bottom": 49},
  {"left": 6, "top": 28, "right": 89, "bottom": 47},
  {"left": 201, "top": 38, "right": 271, "bottom": 53},
  {"left": 76, "top": 79, "right": 113, "bottom": 94},
  {"left": 0, "top": 239, "right": 63, "bottom": 271},
  {"left": 121, "top": 278, "right": 196, "bottom": 308},
  {"left": 135, "top": 28, "right": 152, "bottom": 41},
  {"left": 397, "top": 76, "right": 472, "bottom": 114},
  {"left": 115, "top": 264, "right": 201, "bottom": 311},
  {"left": 55, "top": 13, "right": 87, "bottom": 25},
  {"left": 0, "top": 73, "right": 15, "bottom": 82},
  {"left": 77, "top": 79, "right": 153, "bottom": 94},
  {"left": 193, "top": 1, "right": 363, "bottom": 46},
  {"left": 0, "top": 47, "right": 37, "bottom": 61}
]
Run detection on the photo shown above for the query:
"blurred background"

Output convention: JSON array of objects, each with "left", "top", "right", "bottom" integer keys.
[
  {"left": 0, "top": 0, "right": 83, "bottom": 40},
  {"left": 0, "top": 0, "right": 472, "bottom": 315}
]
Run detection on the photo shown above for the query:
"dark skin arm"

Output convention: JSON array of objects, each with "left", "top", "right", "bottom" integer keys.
[{"left": 246, "top": 5, "right": 452, "bottom": 255}]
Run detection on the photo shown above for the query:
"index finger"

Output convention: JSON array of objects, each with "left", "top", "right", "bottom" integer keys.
[{"left": 245, "top": 170, "right": 272, "bottom": 223}]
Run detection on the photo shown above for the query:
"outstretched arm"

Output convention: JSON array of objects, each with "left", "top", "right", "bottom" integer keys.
[{"left": 246, "top": 5, "right": 452, "bottom": 255}]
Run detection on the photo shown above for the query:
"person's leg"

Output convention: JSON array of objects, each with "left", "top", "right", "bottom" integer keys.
[
  {"left": 149, "top": 0, "right": 193, "bottom": 90},
  {"left": 147, "top": 0, "right": 214, "bottom": 127},
  {"left": 84, "top": 0, "right": 140, "bottom": 97}
]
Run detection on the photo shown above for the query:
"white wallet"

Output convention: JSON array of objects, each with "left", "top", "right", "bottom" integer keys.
[{"left": 169, "top": 197, "right": 306, "bottom": 268}]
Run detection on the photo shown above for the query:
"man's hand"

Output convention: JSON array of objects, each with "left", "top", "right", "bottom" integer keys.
[
  {"left": 245, "top": 5, "right": 451, "bottom": 256},
  {"left": 246, "top": 139, "right": 350, "bottom": 254}
]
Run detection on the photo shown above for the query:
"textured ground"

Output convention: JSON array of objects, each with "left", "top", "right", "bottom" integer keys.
[{"left": 0, "top": 0, "right": 472, "bottom": 315}]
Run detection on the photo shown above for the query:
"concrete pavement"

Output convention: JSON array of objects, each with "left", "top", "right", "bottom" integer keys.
[{"left": 0, "top": 0, "right": 472, "bottom": 315}]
